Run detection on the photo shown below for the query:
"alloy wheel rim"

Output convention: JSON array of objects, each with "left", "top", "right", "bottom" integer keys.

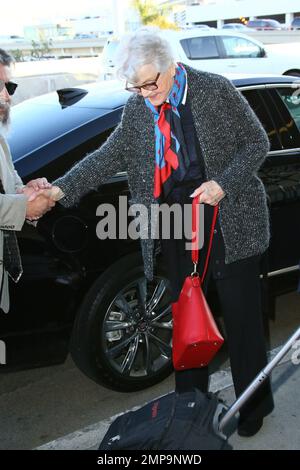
[{"left": 102, "top": 275, "right": 173, "bottom": 378}]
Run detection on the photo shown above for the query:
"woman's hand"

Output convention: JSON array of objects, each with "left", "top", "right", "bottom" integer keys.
[
  {"left": 190, "top": 180, "right": 225, "bottom": 206},
  {"left": 26, "top": 178, "right": 52, "bottom": 191}
]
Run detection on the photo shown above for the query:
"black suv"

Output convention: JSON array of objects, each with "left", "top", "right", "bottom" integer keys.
[{"left": 1, "top": 75, "right": 300, "bottom": 391}]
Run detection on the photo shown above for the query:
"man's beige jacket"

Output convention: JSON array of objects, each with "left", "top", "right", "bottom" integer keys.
[{"left": 0, "top": 132, "right": 26, "bottom": 313}]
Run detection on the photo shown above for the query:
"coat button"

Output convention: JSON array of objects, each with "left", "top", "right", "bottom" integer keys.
[{"left": 214, "top": 229, "right": 217, "bottom": 234}]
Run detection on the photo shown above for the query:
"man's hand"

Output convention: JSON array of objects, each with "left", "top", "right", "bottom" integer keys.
[
  {"left": 17, "top": 186, "right": 42, "bottom": 201},
  {"left": 25, "top": 190, "right": 56, "bottom": 221},
  {"left": 17, "top": 185, "right": 64, "bottom": 203},
  {"left": 190, "top": 180, "right": 225, "bottom": 206}
]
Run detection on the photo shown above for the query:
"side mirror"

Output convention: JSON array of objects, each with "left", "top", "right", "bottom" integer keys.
[{"left": 260, "top": 48, "right": 267, "bottom": 58}]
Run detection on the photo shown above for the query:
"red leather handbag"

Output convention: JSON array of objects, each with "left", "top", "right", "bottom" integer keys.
[{"left": 172, "top": 196, "right": 224, "bottom": 370}]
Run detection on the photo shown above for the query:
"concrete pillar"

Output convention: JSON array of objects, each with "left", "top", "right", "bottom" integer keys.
[
  {"left": 112, "top": 0, "right": 126, "bottom": 36},
  {"left": 285, "top": 12, "right": 294, "bottom": 28},
  {"left": 217, "top": 19, "right": 224, "bottom": 28}
]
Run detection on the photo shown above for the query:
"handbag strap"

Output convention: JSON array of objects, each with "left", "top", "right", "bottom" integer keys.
[{"left": 191, "top": 195, "right": 219, "bottom": 283}]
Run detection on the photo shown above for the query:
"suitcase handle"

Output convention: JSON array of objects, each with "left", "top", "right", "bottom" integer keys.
[{"left": 218, "top": 325, "right": 300, "bottom": 432}]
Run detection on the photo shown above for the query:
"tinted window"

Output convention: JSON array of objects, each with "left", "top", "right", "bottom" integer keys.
[
  {"left": 222, "top": 36, "right": 262, "bottom": 58},
  {"left": 241, "top": 89, "right": 281, "bottom": 151},
  {"left": 247, "top": 20, "right": 263, "bottom": 27},
  {"left": 22, "top": 129, "right": 114, "bottom": 183},
  {"left": 268, "top": 87, "right": 300, "bottom": 149},
  {"left": 180, "top": 36, "right": 219, "bottom": 60},
  {"left": 276, "top": 87, "right": 300, "bottom": 135},
  {"left": 267, "top": 20, "right": 281, "bottom": 27}
]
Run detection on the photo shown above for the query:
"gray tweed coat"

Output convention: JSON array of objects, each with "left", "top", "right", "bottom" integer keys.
[{"left": 54, "top": 64, "right": 270, "bottom": 281}]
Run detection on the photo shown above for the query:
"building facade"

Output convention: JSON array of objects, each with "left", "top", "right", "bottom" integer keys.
[{"left": 158, "top": 0, "right": 300, "bottom": 27}]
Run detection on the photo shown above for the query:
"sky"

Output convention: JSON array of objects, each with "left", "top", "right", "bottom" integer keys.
[{"left": 1, "top": 0, "right": 117, "bottom": 35}]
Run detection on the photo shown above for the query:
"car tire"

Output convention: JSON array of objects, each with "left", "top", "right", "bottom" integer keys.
[{"left": 69, "top": 252, "right": 174, "bottom": 392}]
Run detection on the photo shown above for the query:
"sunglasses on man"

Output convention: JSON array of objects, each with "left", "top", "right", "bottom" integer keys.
[
  {"left": 125, "top": 73, "right": 160, "bottom": 94},
  {"left": 0, "top": 80, "right": 18, "bottom": 96}
]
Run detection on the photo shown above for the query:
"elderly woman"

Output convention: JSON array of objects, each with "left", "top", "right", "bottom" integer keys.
[{"left": 54, "top": 29, "right": 274, "bottom": 437}]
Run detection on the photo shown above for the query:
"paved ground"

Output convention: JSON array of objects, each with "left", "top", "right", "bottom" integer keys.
[
  {"left": 36, "top": 352, "right": 300, "bottom": 450},
  {"left": 0, "top": 291, "right": 299, "bottom": 450}
]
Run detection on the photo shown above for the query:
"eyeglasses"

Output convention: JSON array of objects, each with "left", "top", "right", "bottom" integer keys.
[
  {"left": 0, "top": 80, "right": 18, "bottom": 96},
  {"left": 125, "top": 73, "right": 160, "bottom": 94}
]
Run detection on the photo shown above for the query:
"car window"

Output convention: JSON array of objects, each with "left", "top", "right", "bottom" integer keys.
[
  {"left": 35, "top": 129, "right": 115, "bottom": 182},
  {"left": 221, "top": 36, "right": 262, "bottom": 58},
  {"left": 268, "top": 20, "right": 280, "bottom": 27},
  {"left": 180, "top": 36, "right": 219, "bottom": 60},
  {"left": 268, "top": 87, "right": 300, "bottom": 150},
  {"left": 248, "top": 20, "right": 261, "bottom": 27},
  {"left": 275, "top": 87, "right": 300, "bottom": 137},
  {"left": 241, "top": 89, "right": 281, "bottom": 151}
]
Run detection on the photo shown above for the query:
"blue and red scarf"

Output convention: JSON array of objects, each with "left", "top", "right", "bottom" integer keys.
[{"left": 145, "top": 63, "right": 190, "bottom": 203}]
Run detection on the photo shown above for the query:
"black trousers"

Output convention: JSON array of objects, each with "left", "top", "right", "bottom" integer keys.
[
  {"left": 174, "top": 254, "right": 274, "bottom": 422},
  {"left": 158, "top": 181, "right": 274, "bottom": 422}
]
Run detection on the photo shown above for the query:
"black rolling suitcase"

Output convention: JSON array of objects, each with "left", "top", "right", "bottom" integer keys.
[
  {"left": 99, "top": 326, "right": 300, "bottom": 450},
  {"left": 99, "top": 389, "right": 230, "bottom": 450}
]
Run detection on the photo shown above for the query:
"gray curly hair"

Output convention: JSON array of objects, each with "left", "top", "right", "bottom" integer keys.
[{"left": 116, "top": 28, "right": 175, "bottom": 83}]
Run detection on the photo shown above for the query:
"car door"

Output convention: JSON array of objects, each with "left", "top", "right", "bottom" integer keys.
[
  {"left": 0, "top": 124, "right": 125, "bottom": 370},
  {"left": 265, "top": 84, "right": 300, "bottom": 271},
  {"left": 240, "top": 83, "right": 300, "bottom": 274},
  {"left": 217, "top": 35, "right": 273, "bottom": 74}
]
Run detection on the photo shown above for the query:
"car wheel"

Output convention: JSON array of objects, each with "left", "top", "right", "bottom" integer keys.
[{"left": 70, "top": 252, "right": 173, "bottom": 391}]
